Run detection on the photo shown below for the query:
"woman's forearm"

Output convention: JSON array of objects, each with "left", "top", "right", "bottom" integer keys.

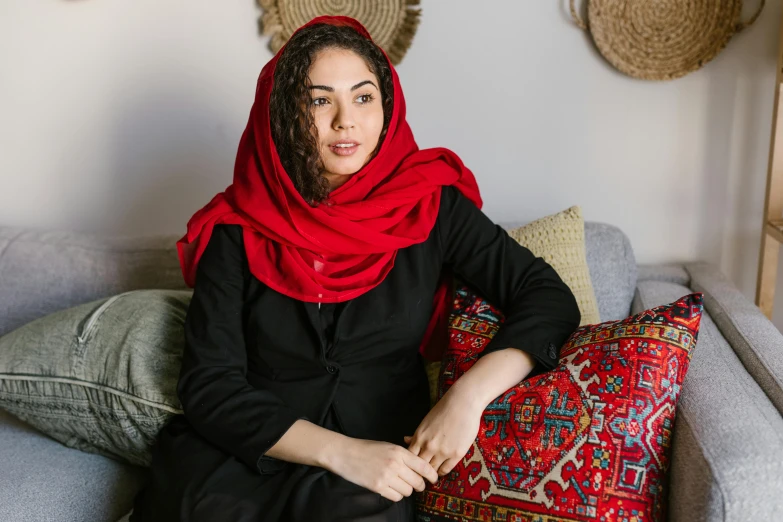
[
  {"left": 265, "top": 350, "right": 533, "bottom": 472},
  {"left": 264, "top": 419, "right": 351, "bottom": 471},
  {"left": 447, "top": 347, "right": 536, "bottom": 411}
]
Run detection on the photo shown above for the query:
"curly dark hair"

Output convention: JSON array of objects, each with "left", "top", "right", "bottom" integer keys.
[{"left": 269, "top": 23, "right": 394, "bottom": 206}]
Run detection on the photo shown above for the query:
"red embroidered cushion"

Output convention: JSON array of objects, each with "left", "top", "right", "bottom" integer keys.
[{"left": 415, "top": 285, "right": 704, "bottom": 522}]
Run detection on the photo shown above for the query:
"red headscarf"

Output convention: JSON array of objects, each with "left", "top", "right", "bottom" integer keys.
[{"left": 176, "top": 15, "right": 482, "bottom": 361}]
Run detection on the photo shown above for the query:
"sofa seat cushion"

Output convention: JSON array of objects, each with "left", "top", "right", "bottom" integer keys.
[{"left": 0, "top": 407, "right": 147, "bottom": 522}]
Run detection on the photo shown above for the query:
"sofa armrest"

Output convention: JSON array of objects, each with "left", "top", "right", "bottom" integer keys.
[
  {"left": 637, "top": 263, "right": 690, "bottom": 285},
  {"left": 633, "top": 277, "right": 783, "bottom": 521},
  {"left": 685, "top": 262, "right": 783, "bottom": 416}
]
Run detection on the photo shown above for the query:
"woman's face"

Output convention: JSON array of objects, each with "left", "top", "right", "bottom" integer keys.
[{"left": 307, "top": 48, "right": 384, "bottom": 191}]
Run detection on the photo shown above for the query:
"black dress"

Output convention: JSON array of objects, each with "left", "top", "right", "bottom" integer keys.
[{"left": 129, "top": 186, "right": 581, "bottom": 522}]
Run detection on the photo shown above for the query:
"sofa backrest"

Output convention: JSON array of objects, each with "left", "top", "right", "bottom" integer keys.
[
  {"left": 583, "top": 222, "right": 637, "bottom": 321},
  {"left": 0, "top": 221, "right": 637, "bottom": 337},
  {"left": 0, "top": 227, "right": 187, "bottom": 337}
]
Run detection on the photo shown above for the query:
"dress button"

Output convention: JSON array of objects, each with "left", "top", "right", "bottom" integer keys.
[
  {"left": 547, "top": 343, "right": 558, "bottom": 360},
  {"left": 326, "top": 365, "right": 337, "bottom": 374}
]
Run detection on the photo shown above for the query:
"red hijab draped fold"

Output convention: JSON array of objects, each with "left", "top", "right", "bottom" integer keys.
[{"left": 176, "top": 15, "right": 482, "bottom": 361}]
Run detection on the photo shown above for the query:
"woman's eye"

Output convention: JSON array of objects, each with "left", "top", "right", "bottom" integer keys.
[
  {"left": 357, "top": 94, "right": 374, "bottom": 104},
  {"left": 312, "top": 98, "right": 328, "bottom": 107}
]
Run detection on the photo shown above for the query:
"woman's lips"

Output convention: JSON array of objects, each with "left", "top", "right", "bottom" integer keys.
[{"left": 329, "top": 142, "right": 360, "bottom": 156}]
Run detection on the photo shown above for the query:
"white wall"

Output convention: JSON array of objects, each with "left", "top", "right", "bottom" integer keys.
[{"left": 3, "top": 1, "right": 783, "bottom": 326}]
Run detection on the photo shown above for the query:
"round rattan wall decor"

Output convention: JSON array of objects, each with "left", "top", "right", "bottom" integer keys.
[
  {"left": 569, "top": 0, "right": 765, "bottom": 81},
  {"left": 256, "top": 0, "right": 421, "bottom": 65}
]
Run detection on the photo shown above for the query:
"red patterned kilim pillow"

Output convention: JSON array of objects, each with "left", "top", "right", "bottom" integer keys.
[{"left": 415, "top": 285, "right": 703, "bottom": 522}]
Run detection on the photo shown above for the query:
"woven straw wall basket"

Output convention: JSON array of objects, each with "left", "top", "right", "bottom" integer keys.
[
  {"left": 569, "top": 0, "right": 765, "bottom": 80},
  {"left": 256, "top": 0, "right": 421, "bottom": 66}
]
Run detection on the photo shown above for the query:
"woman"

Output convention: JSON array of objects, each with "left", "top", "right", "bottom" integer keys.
[{"left": 130, "top": 15, "right": 580, "bottom": 522}]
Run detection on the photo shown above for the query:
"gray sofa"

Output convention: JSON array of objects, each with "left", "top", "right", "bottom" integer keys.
[{"left": 1, "top": 221, "right": 782, "bottom": 521}]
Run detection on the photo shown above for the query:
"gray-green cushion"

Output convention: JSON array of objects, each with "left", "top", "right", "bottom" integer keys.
[{"left": 0, "top": 289, "right": 191, "bottom": 467}]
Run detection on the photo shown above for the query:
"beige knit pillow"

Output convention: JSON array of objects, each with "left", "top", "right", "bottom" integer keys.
[
  {"left": 425, "top": 205, "right": 599, "bottom": 407},
  {"left": 506, "top": 205, "right": 600, "bottom": 326}
]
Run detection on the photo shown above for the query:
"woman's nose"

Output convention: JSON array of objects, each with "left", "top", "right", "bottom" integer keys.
[{"left": 333, "top": 104, "right": 356, "bottom": 130}]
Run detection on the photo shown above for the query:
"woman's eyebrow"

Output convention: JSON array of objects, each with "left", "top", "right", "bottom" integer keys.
[{"left": 309, "top": 80, "right": 378, "bottom": 92}]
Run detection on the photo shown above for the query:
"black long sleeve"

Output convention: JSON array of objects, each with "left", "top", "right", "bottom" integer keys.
[
  {"left": 438, "top": 185, "right": 581, "bottom": 374},
  {"left": 176, "top": 225, "right": 307, "bottom": 474}
]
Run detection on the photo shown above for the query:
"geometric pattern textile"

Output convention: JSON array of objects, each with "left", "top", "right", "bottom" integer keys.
[{"left": 415, "top": 285, "right": 704, "bottom": 522}]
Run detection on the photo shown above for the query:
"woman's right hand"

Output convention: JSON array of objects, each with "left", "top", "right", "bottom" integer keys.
[{"left": 326, "top": 438, "right": 440, "bottom": 502}]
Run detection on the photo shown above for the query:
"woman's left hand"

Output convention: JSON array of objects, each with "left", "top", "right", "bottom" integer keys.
[
  {"left": 405, "top": 348, "right": 539, "bottom": 478},
  {"left": 403, "top": 385, "right": 484, "bottom": 478}
]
